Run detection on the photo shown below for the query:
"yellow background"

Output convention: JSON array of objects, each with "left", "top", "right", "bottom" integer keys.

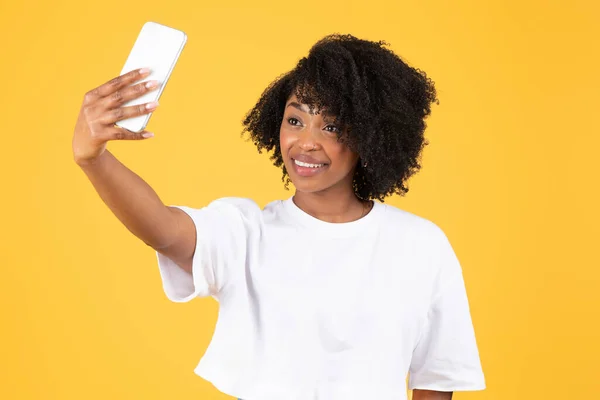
[{"left": 1, "top": 0, "right": 598, "bottom": 398}]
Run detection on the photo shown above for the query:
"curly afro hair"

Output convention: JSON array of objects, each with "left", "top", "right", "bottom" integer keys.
[{"left": 242, "top": 34, "right": 438, "bottom": 202}]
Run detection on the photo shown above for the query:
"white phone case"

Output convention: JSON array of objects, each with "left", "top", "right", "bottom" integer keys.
[{"left": 116, "top": 21, "right": 187, "bottom": 133}]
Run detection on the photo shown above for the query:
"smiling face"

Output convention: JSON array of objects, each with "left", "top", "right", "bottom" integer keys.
[{"left": 280, "top": 93, "right": 360, "bottom": 195}]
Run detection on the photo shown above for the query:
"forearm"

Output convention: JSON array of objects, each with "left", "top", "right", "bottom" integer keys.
[
  {"left": 413, "top": 389, "right": 453, "bottom": 400},
  {"left": 78, "top": 149, "right": 176, "bottom": 249}
]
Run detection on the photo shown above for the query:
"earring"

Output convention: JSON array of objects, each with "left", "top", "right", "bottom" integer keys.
[{"left": 363, "top": 161, "right": 368, "bottom": 168}]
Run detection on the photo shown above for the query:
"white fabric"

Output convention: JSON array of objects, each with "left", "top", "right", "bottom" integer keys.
[{"left": 156, "top": 196, "right": 485, "bottom": 400}]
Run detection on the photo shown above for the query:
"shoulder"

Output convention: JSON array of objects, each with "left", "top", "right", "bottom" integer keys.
[
  {"left": 208, "top": 197, "right": 262, "bottom": 211},
  {"left": 378, "top": 202, "right": 449, "bottom": 247},
  {"left": 380, "top": 203, "right": 461, "bottom": 286},
  {"left": 380, "top": 202, "right": 444, "bottom": 235},
  {"left": 202, "top": 197, "right": 266, "bottom": 223}
]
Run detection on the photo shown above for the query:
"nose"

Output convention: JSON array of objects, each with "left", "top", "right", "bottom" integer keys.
[{"left": 297, "top": 124, "right": 320, "bottom": 151}]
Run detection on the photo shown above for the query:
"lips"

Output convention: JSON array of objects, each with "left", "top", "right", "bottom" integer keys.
[
  {"left": 292, "top": 153, "right": 328, "bottom": 165},
  {"left": 294, "top": 159, "right": 325, "bottom": 168},
  {"left": 290, "top": 153, "right": 329, "bottom": 177}
]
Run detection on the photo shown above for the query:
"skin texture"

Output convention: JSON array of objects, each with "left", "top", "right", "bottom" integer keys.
[
  {"left": 73, "top": 68, "right": 196, "bottom": 274},
  {"left": 280, "top": 94, "right": 371, "bottom": 222}
]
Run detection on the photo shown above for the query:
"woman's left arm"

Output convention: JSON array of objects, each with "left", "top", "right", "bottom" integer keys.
[{"left": 413, "top": 389, "right": 453, "bottom": 400}]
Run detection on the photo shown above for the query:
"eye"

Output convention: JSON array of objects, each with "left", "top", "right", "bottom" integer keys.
[
  {"left": 324, "top": 125, "right": 340, "bottom": 134},
  {"left": 287, "top": 117, "right": 301, "bottom": 126}
]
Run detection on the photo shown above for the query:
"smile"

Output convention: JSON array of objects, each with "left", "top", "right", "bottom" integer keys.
[{"left": 294, "top": 159, "right": 326, "bottom": 168}]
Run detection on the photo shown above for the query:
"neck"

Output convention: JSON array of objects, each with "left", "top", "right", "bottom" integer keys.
[{"left": 292, "top": 186, "right": 369, "bottom": 223}]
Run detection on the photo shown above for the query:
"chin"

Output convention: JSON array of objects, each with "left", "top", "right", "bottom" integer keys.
[
  {"left": 284, "top": 158, "right": 347, "bottom": 195},
  {"left": 289, "top": 179, "right": 330, "bottom": 194}
]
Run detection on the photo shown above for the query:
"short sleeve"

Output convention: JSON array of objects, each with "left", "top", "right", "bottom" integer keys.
[
  {"left": 156, "top": 197, "right": 261, "bottom": 303},
  {"left": 408, "top": 227, "right": 486, "bottom": 392}
]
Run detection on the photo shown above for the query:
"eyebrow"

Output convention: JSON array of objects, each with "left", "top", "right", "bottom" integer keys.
[
  {"left": 286, "top": 102, "right": 335, "bottom": 118},
  {"left": 286, "top": 102, "right": 309, "bottom": 113}
]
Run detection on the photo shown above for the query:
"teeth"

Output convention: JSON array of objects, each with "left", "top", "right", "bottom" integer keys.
[{"left": 294, "top": 159, "right": 324, "bottom": 168}]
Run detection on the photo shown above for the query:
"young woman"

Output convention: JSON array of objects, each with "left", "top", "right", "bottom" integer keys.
[{"left": 73, "top": 34, "right": 485, "bottom": 400}]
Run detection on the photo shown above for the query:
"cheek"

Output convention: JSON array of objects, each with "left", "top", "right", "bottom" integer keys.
[
  {"left": 326, "top": 142, "right": 358, "bottom": 170},
  {"left": 279, "top": 127, "right": 293, "bottom": 156}
]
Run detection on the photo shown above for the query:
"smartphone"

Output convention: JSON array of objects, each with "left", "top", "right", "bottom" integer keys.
[{"left": 116, "top": 21, "right": 187, "bottom": 133}]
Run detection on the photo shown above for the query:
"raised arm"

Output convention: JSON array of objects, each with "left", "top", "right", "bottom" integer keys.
[{"left": 73, "top": 68, "right": 195, "bottom": 274}]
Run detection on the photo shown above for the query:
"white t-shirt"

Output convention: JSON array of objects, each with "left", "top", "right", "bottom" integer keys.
[{"left": 156, "top": 196, "right": 485, "bottom": 400}]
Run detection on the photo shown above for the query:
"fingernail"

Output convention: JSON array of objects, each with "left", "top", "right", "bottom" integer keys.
[
  {"left": 139, "top": 68, "right": 151, "bottom": 74},
  {"left": 145, "top": 80, "right": 159, "bottom": 89},
  {"left": 146, "top": 101, "right": 159, "bottom": 110},
  {"left": 142, "top": 132, "right": 154, "bottom": 138}
]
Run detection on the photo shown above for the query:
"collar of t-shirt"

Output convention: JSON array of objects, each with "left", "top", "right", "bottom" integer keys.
[{"left": 280, "top": 196, "right": 385, "bottom": 238}]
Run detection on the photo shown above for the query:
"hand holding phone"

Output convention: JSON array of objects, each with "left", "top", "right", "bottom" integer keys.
[
  {"left": 72, "top": 22, "right": 187, "bottom": 165},
  {"left": 72, "top": 68, "right": 159, "bottom": 165},
  {"left": 116, "top": 22, "right": 187, "bottom": 132}
]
